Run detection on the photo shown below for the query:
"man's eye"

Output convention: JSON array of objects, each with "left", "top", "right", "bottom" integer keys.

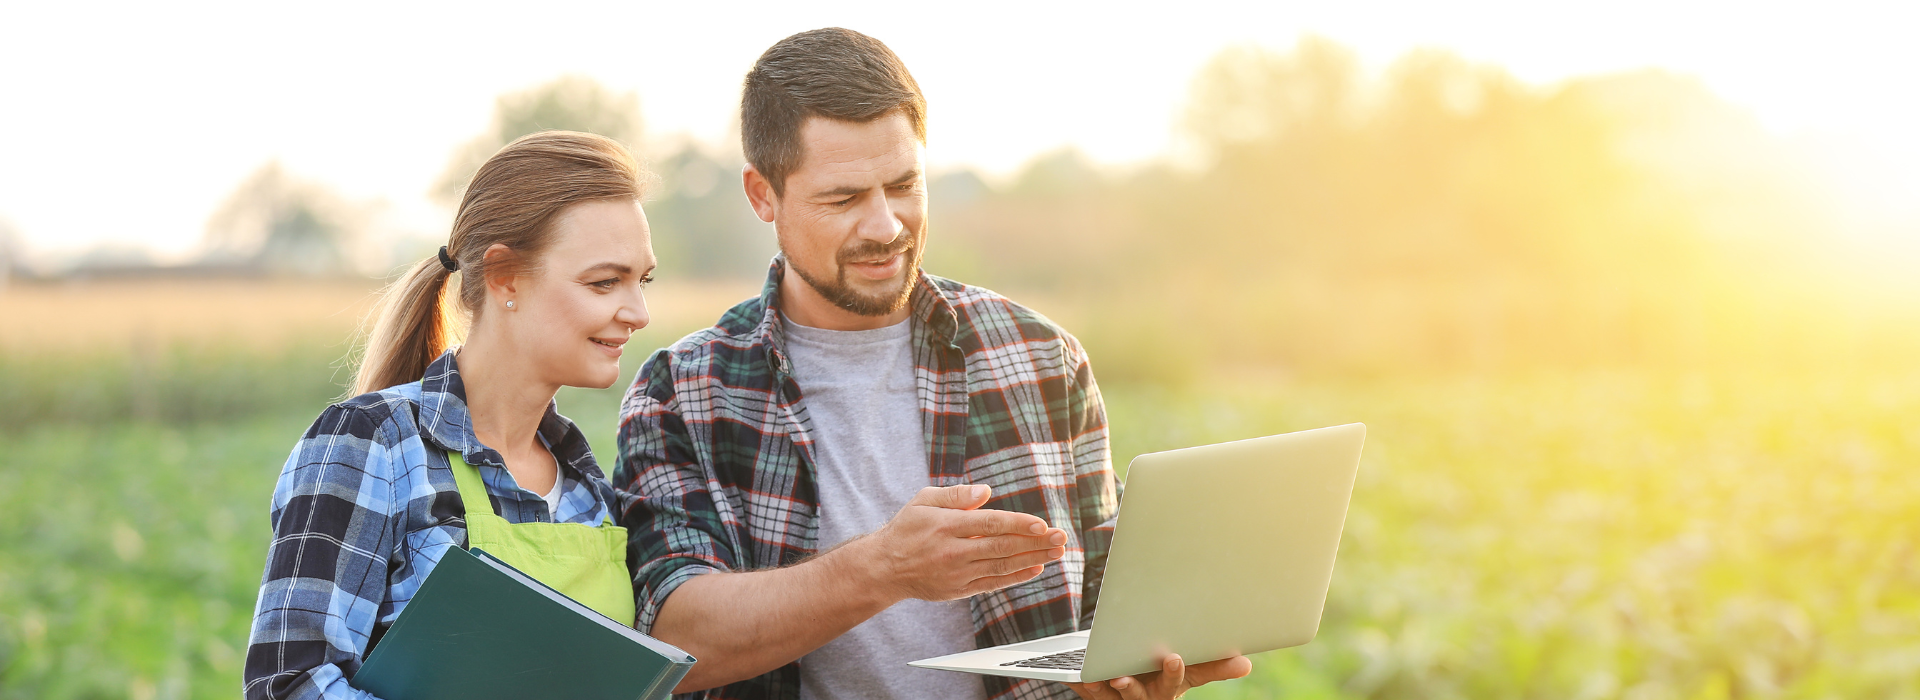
[{"left": 831, "top": 196, "right": 855, "bottom": 206}]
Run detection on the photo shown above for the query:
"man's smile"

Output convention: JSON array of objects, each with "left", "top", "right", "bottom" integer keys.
[{"left": 846, "top": 252, "right": 905, "bottom": 280}]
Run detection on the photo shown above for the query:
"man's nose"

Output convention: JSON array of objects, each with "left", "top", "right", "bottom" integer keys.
[{"left": 854, "top": 191, "right": 904, "bottom": 244}]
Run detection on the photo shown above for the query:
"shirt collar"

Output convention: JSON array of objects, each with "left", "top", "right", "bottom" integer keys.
[{"left": 414, "top": 349, "right": 605, "bottom": 480}]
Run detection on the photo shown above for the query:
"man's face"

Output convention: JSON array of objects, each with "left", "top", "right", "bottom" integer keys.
[{"left": 759, "top": 111, "right": 927, "bottom": 317}]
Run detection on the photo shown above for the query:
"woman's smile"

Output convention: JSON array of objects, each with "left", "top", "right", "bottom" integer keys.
[{"left": 589, "top": 335, "right": 626, "bottom": 357}]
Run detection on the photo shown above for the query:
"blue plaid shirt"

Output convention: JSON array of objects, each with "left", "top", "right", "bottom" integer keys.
[{"left": 243, "top": 350, "right": 626, "bottom": 700}]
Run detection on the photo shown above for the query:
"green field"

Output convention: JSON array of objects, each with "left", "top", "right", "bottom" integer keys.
[
  {"left": 1151, "top": 371, "right": 1920, "bottom": 700},
  {"left": 3, "top": 337, "right": 1915, "bottom": 699}
]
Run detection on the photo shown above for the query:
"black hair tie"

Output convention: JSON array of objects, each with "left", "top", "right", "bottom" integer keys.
[{"left": 437, "top": 246, "right": 459, "bottom": 272}]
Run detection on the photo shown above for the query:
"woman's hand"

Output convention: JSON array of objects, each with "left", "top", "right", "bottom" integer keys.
[{"left": 1064, "top": 654, "right": 1253, "bottom": 700}]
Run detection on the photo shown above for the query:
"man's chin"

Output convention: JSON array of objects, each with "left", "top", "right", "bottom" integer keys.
[
  {"left": 829, "top": 266, "right": 914, "bottom": 314},
  {"left": 836, "top": 292, "right": 906, "bottom": 316}
]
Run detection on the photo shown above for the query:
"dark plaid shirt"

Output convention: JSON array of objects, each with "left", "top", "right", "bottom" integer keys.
[
  {"left": 244, "top": 350, "right": 625, "bottom": 700},
  {"left": 615, "top": 259, "right": 1118, "bottom": 700}
]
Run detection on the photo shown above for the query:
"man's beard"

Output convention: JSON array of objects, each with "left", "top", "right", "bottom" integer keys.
[{"left": 784, "top": 231, "right": 923, "bottom": 317}]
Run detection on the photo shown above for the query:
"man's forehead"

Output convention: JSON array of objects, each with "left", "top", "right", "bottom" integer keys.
[{"left": 794, "top": 114, "right": 923, "bottom": 185}]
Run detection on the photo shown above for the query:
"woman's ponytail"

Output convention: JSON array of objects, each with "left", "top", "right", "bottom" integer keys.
[{"left": 353, "top": 256, "right": 458, "bottom": 395}]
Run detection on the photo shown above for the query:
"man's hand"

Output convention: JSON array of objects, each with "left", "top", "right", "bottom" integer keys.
[
  {"left": 654, "top": 483, "right": 1068, "bottom": 691},
  {"left": 849, "top": 484, "right": 1068, "bottom": 601},
  {"left": 1064, "top": 654, "right": 1253, "bottom": 700}
]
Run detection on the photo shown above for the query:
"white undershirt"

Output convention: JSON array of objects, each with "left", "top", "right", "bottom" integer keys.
[
  {"left": 541, "top": 476, "right": 563, "bottom": 518},
  {"left": 784, "top": 315, "right": 986, "bottom": 700}
]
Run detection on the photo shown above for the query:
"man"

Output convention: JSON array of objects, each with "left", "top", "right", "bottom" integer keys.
[{"left": 615, "top": 28, "right": 1251, "bottom": 700}]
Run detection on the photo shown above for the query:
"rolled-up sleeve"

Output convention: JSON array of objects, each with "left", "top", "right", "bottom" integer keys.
[
  {"left": 244, "top": 405, "right": 396, "bottom": 700},
  {"left": 615, "top": 349, "right": 740, "bottom": 633}
]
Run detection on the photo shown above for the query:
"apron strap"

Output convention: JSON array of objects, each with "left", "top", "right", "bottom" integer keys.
[
  {"left": 447, "top": 449, "right": 497, "bottom": 520},
  {"left": 425, "top": 381, "right": 601, "bottom": 526}
]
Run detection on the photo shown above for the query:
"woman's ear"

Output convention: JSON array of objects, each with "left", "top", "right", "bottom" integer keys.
[{"left": 481, "top": 243, "right": 519, "bottom": 305}]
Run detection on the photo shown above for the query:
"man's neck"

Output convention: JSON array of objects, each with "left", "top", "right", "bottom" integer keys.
[{"left": 777, "top": 265, "right": 911, "bottom": 331}]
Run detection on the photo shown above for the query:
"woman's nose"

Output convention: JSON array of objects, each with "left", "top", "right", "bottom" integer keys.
[{"left": 618, "top": 292, "right": 650, "bottom": 331}]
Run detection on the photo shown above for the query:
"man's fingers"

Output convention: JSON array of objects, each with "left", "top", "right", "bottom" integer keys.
[
  {"left": 950, "top": 508, "right": 1049, "bottom": 538},
  {"left": 1108, "top": 675, "right": 1152, "bottom": 700},
  {"left": 1185, "top": 655, "right": 1252, "bottom": 686},
  {"left": 1162, "top": 655, "right": 1186, "bottom": 693},
  {"left": 1064, "top": 682, "right": 1120, "bottom": 700},
  {"left": 965, "top": 530, "right": 1066, "bottom": 561},
  {"left": 959, "top": 565, "right": 1044, "bottom": 597},
  {"left": 908, "top": 484, "right": 991, "bottom": 509},
  {"left": 967, "top": 546, "right": 1064, "bottom": 578}
]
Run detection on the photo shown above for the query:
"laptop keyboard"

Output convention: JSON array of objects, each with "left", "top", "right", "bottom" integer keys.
[{"left": 1001, "top": 649, "right": 1085, "bottom": 670}]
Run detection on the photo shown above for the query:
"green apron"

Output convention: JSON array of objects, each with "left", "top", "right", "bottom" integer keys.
[{"left": 448, "top": 449, "right": 637, "bottom": 626}]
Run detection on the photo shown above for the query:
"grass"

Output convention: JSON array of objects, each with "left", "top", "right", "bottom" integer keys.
[
  {"left": 1145, "top": 370, "right": 1920, "bottom": 700},
  {"left": 0, "top": 416, "right": 307, "bottom": 700}
]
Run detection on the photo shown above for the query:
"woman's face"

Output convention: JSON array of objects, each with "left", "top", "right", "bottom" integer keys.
[{"left": 493, "top": 198, "right": 655, "bottom": 390}]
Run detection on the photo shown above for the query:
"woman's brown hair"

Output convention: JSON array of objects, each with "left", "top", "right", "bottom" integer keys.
[{"left": 352, "top": 131, "right": 646, "bottom": 395}]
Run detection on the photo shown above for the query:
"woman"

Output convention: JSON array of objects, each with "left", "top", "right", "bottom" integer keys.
[{"left": 243, "top": 131, "right": 655, "bottom": 699}]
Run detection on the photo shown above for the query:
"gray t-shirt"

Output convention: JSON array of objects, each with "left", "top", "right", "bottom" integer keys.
[{"left": 784, "top": 316, "right": 986, "bottom": 700}]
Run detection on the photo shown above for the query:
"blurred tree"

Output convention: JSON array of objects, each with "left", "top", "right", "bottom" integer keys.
[
  {"left": 919, "top": 169, "right": 992, "bottom": 277},
  {"left": 643, "top": 144, "right": 777, "bottom": 279},
  {"left": 202, "top": 163, "right": 365, "bottom": 277},
  {"left": 433, "top": 76, "right": 644, "bottom": 204},
  {"left": 921, "top": 36, "right": 1829, "bottom": 376},
  {"left": 1007, "top": 148, "right": 1104, "bottom": 199},
  {"left": 1185, "top": 37, "right": 1362, "bottom": 164},
  {"left": 929, "top": 169, "right": 991, "bottom": 208},
  {"left": 0, "top": 216, "right": 20, "bottom": 286}
]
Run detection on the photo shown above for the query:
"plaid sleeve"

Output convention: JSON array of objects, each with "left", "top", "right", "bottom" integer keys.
[
  {"left": 244, "top": 404, "right": 397, "bottom": 700},
  {"left": 615, "top": 348, "right": 740, "bottom": 634},
  {"left": 1063, "top": 336, "right": 1119, "bottom": 629}
]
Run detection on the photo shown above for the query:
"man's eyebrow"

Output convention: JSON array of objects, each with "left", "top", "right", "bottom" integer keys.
[
  {"left": 814, "top": 169, "right": 922, "bottom": 198},
  {"left": 580, "top": 262, "right": 633, "bottom": 276},
  {"left": 887, "top": 169, "right": 922, "bottom": 187}
]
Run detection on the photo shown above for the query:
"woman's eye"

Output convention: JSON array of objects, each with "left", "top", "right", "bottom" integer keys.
[
  {"left": 592, "top": 277, "right": 619, "bottom": 289},
  {"left": 639, "top": 275, "right": 655, "bottom": 287}
]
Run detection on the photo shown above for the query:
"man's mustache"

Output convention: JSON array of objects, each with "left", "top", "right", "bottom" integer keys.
[{"left": 837, "top": 236, "right": 916, "bottom": 265}]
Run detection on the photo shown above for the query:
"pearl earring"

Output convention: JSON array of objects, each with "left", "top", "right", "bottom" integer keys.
[{"left": 505, "top": 300, "right": 516, "bottom": 309}]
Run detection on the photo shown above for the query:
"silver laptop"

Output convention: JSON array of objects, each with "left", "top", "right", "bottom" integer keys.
[{"left": 909, "top": 423, "right": 1366, "bottom": 684}]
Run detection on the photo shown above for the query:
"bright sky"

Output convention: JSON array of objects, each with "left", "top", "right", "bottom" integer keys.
[{"left": 2, "top": 0, "right": 1916, "bottom": 262}]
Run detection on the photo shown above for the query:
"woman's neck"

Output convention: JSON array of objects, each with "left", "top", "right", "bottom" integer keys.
[{"left": 456, "top": 334, "right": 556, "bottom": 458}]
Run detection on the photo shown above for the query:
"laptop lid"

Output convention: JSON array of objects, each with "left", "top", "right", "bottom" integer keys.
[{"left": 1079, "top": 423, "right": 1366, "bottom": 682}]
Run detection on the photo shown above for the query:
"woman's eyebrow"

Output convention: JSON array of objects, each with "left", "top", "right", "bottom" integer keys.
[{"left": 580, "top": 262, "right": 633, "bottom": 276}]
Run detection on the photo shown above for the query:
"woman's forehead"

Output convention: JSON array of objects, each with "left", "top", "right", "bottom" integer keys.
[{"left": 547, "top": 199, "right": 653, "bottom": 268}]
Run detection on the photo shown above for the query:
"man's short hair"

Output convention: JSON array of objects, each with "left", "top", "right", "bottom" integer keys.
[{"left": 741, "top": 28, "right": 928, "bottom": 196}]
